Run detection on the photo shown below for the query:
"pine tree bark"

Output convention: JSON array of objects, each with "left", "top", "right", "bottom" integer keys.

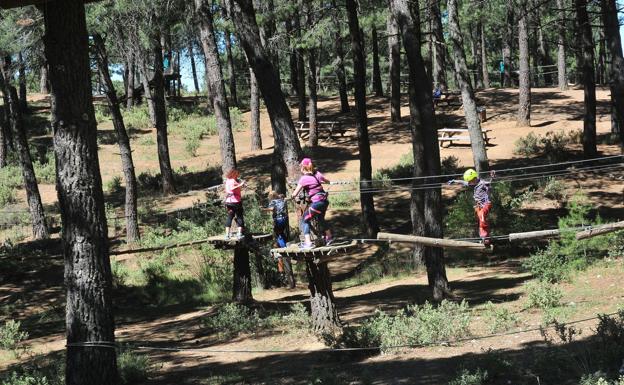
[
  {"left": 305, "top": 261, "right": 340, "bottom": 332},
  {"left": 294, "top": 10, "right": 307, "bottom": 122},
  {"left": 224, "top": 30, "right": 239, "bottom": 107},
  {"left": 575, "top": 0, "right": 597, "bottom": 157},
  {"left": 139, "top": 36, "right": 176, "bottom": 195},
  {"left": 537, "top": 18, "right": 553, "bottom": 85},
  {"left": 40, "top": 62, "right": 50, "bottom": 94},
  {"left": 188, "top": 41, "right": 200, "bottom": 94},
  {"left": 447, "top": 0, "right": 490, "bottom": 172},
  {"left": 249, "top": 68, "right": 262, "bottom": 151},
  {"left": 224, "top": 0, "right": 303, "bottom": 178},
  {"left": 307, "top": 49, "right": 318, "bottom": 147},
  {"left": 0, "top": 107, "right": 6, "bottom": 168},
  {"left": 93, "top": 34, "right": 140, "bottom": 243},
  {"left": 346, "top": 0, "right": 379, "bottom": 238},
  {"left": 556, "top": 0, "right": 568, "bottom": 90},
  {"left": 391, "top": 0, "right": 450, "bottom": 300},
  {"left": 233, "top": 246, "right": 253, "bottom": 302},
  {"left": 0, "top": 71, "right": 49, "bottom": 240},
  {"left": 388, "top": 11, "right": 401, "bottom": 122},
  {"left": 429, "top": 0, "right": 447, "bottom": 90},
  {"left": 480, "top": 23, "right": 490, "bottom": 88},
  {"left": 41, "top": 2, "right": 118, "bottom": 383},
  {"left": 332, "top": 0, "right": 350, "bottom": 113},
  {"left": 601, "top": 0, "right": 624, "bottom": 142},
  {"left": 286, "top": 19, "right": 298, "bottom": 95},
  {"left": 371, "top": 25, "right": 384, "bottom": 97},
  {"left": 126, "top": 54, "right": 135, "bottom": 108},
  {"left": 196, "top": 0, "right": 238, "bottom": 175},
  {"left": 517, "top": 4, "right": 531, "bottom": 127},
  {"left": 17, "top": 52, "right": 27, "bottom": 112},
  {"left": 471, "top": 23, "right": 484, "bottom": 89},
  {"left": 503, "top": 0, "right": 514, "bottom": 87}
]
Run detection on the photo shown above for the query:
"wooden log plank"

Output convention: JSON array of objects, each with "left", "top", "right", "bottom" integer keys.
[
  {"left": 508, "top": 229, "right": 560, "bottom": 242},
  {"left": 575, "top": 220, "right": 624, "bottom": 240},
  {"left": 270, "top": 241, "right": 358, "bottom": 261},
  {"left": 377, "top": 232, "right": 486, "bottom": 250},
  {"left": 111, "top": 233, "right": 272, "bottom": 255}
]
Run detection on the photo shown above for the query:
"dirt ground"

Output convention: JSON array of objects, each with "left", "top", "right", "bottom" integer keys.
[{"left": 2, "top": 86, "right": 624, "bottom": 384}]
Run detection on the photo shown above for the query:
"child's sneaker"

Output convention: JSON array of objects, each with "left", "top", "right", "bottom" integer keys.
[
  {"left": 299, "top": 242, "right": 314, "bottom": 250},
  {"left": 324, "top": 236, "right": 334, "bottom": 246},
  {"left": 224, "top": 233, "right": 231, "bottom": 240}
]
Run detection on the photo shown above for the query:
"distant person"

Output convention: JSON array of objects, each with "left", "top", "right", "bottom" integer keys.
[
  {"left": 263, "top": 191, "right": 289, "bottom": 248},
  {"left": 433, "top": 85, "right": 443, "bottom": 107},
  {"left": 448, "top": 169, "right": 496, "bottom": 246},
  {"left": 291, "top": 158, "right": 333, "bottom": 250},
  {"left": 224, "top": 168, "right": 245, "bottom": 239}
]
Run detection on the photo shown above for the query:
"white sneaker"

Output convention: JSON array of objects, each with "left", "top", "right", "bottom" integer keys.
[{"left": 299, "top": 242, "right": 314, "bottom": 250}]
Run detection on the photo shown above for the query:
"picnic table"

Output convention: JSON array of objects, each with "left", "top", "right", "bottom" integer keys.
[
  {"left": 296, "top": 121, "right": 346, "bottom": 139},
  {"left": 437, "top": 128, "right": 494, "bottom": 147}
]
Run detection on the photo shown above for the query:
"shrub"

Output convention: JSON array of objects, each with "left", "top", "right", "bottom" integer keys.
[
  {"left": 229, "top": 107, "right": 245, "bottom": 131},
  {"left": 580, "top": 375, "right": 624, "bottom": 385},
  {"left": 329, "top": 300, "right": 471, "bottom": 353},
  {"left": 513, "top": 131, "right": 572, "bottom": 161},
  {"left": 441, "top": 155, "right": 461, "bottom": 175},
  {"left": 106, "top": 176, "right": 123, "bottom": 194},
  {"left": 541, "top": 176, "right": 566, "bottom": 201},
  {"left": 330, "top": 191, "right": 359, "bottom": 209},
  {"left": 482, "top": 301, "right": 519, "bottom": 333},
  {"left": 513, "top": 132, "right": 541, "bottom": 157},
  {"left": 279, "top": 303, "right": 313, "bottom": 331},
  {"left": 33, "top": 151, "right": 56, "bottom": 184},
  {"left": 0, "top": 165, "right": 22, "bottom": 207},
  {"left": 123, "top": 106, "right": 151, "bottom": 130},
  {"left": 0, "top": 320, "right": 29, "bottom": 357},
  {"left": 137, "top": 135, "right": 155, "bottom": 146},
  {"left": 2, "top": 372, "right": 52, "bottom": 385},
  {"left": 111, "top": 260, "right": 129, "bottom": 288},
  {"left": 94, "top": 105, "right": 109, "bottom": 124},
  {"left": 203, "top": 303, "right": 262, "bottom": 338},
  {"left": 118, "top": 349, "right": 151, "bottom": 385},
  {"left": 525, "top": 281, "right": 562, "bottom": 309},
  {"left": 448, "top": 368, "right": 489, "bottom": 385}
]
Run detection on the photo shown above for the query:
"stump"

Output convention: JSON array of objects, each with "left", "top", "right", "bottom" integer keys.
[
  {"left": 305, "top": 260, "right": 341, "bottom": 332},
  {"left": 233, "top": 246, "right": 252, "bottom": 303}
]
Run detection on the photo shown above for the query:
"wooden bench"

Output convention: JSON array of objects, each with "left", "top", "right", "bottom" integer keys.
[
  {"left": 296, "top": 121, "right": 346, "bottom": 139},
  {"left": 437, "top": 128, "right": 494, "bottom": 147}
]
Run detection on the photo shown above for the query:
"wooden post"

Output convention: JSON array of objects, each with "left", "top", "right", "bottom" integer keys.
[
  {"left": 575, "top": 221, "right": 624, "bottom": 240},
  {"left": 377, "top": 232, "right": 487, "bottom": 250}
]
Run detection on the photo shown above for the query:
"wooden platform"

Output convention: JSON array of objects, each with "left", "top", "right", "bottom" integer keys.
[
  {"left": 205, "top": 234, "right": 273, "bottom": 250},
  {"left": 270, "top": 241, "right": 359, "bottom": 264}
]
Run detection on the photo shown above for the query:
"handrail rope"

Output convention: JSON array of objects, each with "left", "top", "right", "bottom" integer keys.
[{"left": 64, "top": 311, "right": 620, "bottom": 353}]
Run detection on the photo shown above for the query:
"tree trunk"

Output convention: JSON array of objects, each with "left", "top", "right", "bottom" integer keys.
[
  {"left": 197, "top": 0, "right": 238, "bottom": 175},
  {"left": 601, "top": 0, "right": 624, "bottom": 143},
  {"left": 0, "top": 107, "right": 6, "bottom": 168},
  {"left": 388, "top": 11, "right": 401, "bottom": 122},
  {"left": 286, "top": 19, "right": 298, "bottom": 95},
  {"left": 295, "top": 10, "right": 306, "bottom": 122},
  {"left": 233, "top": 246, "right": 253, "bottom": 302},
  {"left": 41, "top": 2, "right": 118, "bottom": 384},
  {"left": 597, "top": 29, "right": 607, "bottom": 86},
  {"left": 224, "top": 30, "right": 239, "bottom": 107},
  {"left": 537, "top": 18, "right": 553, "bottom": 85},
  {"left": 480, "top": 22, "right": 490, "bottom": 88},
  {"left": 556, "top": 0, "right": 568, "bottom": 90},
  {"left": 503, "top": 0, "right": 514, "bottom": 87},
  {"left": 371, "top": 25, "right": 384, "bottom": 97},
  {"left": 307, "top": 49, "right": 318, "bottom": 147},
  {"left": 0, "top": 71, "right": 49, "bottom": 240},
  {"left": 188, "top": 41, "right": 200, "bottom": 94},
  {"left": 346, "top": 0, "right": 379, "bottom": 238},
  {"left": 40, "top": 62, "right": 50, "bottom": 94},
  {"left": 126, "top": 54, "right": 135, "bottom": 109},
  {"left": 575, "top": 0, "right": 597, "bottom": 157},
  {"left": 93, "top": 33, "right": 140, "bottom": 243},
  {"left": 471, "top": 23, "right": 484, "bottom": 89},
  {"left": 429, "top": 0, "right": 447, "bottom": 90},
  {"left": 224, "top": 0, "right": 302, "bottom": 178},
  {"left": 391, "top": 0, "right": 450, "bottom": 300},
  {"left": 139, "top": 42, "right": 176, "bottom": 194},
  {"left": 305, "top": 261, "right": 340, "bottom": 332},
  {"left": 517, "top": 4, "right": 531, "bottom": 127},
  {"left": 17, "top": 52, "right": 28, "bottom": 112},
  {"left": 447, "top": 0, "right": 489, "bottom": 172},
  {"left": 332, "top": 0, "right": 349, "bottom": 113},
  {"left": 271, "top": 147, "right": 287, "bottom": 195},
  {"left": 249, "top": 68, "right": 262, "bottom": 150}
]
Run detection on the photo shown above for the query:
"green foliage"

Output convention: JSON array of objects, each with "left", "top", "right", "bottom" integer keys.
[
  {"left": 118, "top": 349, "right": 151, "bottom": 385},
  {"left": 1, "top": 372, "right": 52, "bottom": 385},
  {"left": 525, "top": 281, "right": 562, "bottom": 309},
  {"left": 481, "top": 301, "right": 519, "bottom": 333},
  {"left": 328, "top": 300, "right": 471, "bottom": 353},
  {"left": 137, "top": 135, "right": 155, "bottom": 146},
  {"left": 524, "top": 194, "right": 612, "bottom": 283},
  {"left": 106, "top": 175, "right": 123, "bottom": 194},
  {"left": 122, "top": 106, "right": 151, "bottom": 130},
  {"left": 0, "top": 320, "right": 29, "bottom": 357},
  {"left": 541, "top": 176, "right": 567, "bottom": 201},
  {"left": 447, "top": 368, "right": 489, "bottom": 385},
  {"left": 0, "top": 165, "right": 22, "bottom": 207},
  {"left": 203, "top": 303, "right": 262, "bottom": 338},
  {"left": 329, "top": 191, "right": 359, "bottom": 209},
  {"left": 33, "top": 151, "right": 56, "bottom": 184},
  {"left": 111, "top": 260, "right": 130, "bottom": 288},
  {"left": 580, "top": 375, "right": 624, "bottom": 385},
  {"left": 513, "top": 131, "right": 575, "bottom": 161},
  {"left": 94, "top": 105, "right": 110, "bottom": 124}
]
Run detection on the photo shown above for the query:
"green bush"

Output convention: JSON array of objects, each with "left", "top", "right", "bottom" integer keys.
[
  {"left": 94, "top": 105, "right": 109, "bottom": 124},
  {"left": 525, "top": 281, "right": 562, "bottom": 309},
  {"left": 229, "top": 107, "right": 245, "bottom": 131},
  {"left": 123, "top": 106, "right": 151, "bottom": 130},
  {"left": 513, "top": 132, "right": 541, "bottom": 157},
  {"left": 137, "top": 135, "right": 155, "bottom": 146},
  {"left": 111, "top": 260, "right": 130, "bottom": 289},
  {"left": 118, "top": 349, "right": 151, "bottom": 385},
  {"left": 33, "top": 151, "right": 56, "bottom": 184},
  {"left": 482, "top": 301, "right": 519, "bottom": 333},
  {"left": 330, "top": 191, "right": 359, "bottom": 209},
  {"left": 448, "top": 368, "right": 489, "bottom": 385},
  {"left": 106, "top": 175, "right": 123, "bottom": 194},
  {"left": 2, "top": 372, "right": 52, "bottom": 385},
  {"left": 329, "top": 300, "right": 471, "bottom": 353},
  {"left": 0, "top": 165, "right": 23, "bottom": 207},
  {"left": 580, "top": 375, "right": 624, "bottom": 385},
  {"left": 513, "top": 131, "right": 574, "bottom": 161},
  {"left": 203, "top": 303, "right": 262, "bottom": 338},
  {"left": 0, "top": 319, "right": 29, "bottom": 357},
  {"left": 541, "top": 176, "right": 566, "bottom": 201}
]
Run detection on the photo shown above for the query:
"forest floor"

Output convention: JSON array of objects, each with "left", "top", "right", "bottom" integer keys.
[{"left": 1, "top": 86, "right": 624, "bottom": 384}]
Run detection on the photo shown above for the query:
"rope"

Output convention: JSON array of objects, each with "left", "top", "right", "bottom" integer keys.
[{"left": 63, "top": 311, "right": 620, "bottom": 354}]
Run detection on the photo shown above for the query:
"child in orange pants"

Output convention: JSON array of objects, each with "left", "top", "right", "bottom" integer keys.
[{"left": 449, "top": 169, "right": 495, "bottom": 245}]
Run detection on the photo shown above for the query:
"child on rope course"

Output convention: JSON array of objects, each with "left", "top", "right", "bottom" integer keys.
[
  {"left": 224, "top": 168, "right": 245, "bottom": 240},
  {"left": 263, "top": 191, "right": 295, "bottom": 288},
  {"left": 291, "top": 158, "right": 333, "bottom": 250},
  {"left": 448, "top": 169, "right": 496, "bottom": 246}
]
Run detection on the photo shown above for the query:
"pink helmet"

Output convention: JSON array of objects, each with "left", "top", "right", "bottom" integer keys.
[{"left": 300, "top": 158, "right": 312, "bottom": 167}]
